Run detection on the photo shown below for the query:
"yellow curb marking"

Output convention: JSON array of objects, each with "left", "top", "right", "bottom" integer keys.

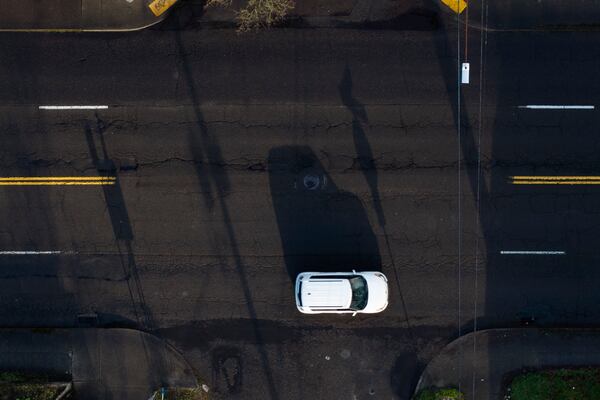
[
  {"left": 514, "top": 181, "right": 600, "bottom": 185},
  {"left": 511, "top": 176, "right": 600, "bottom": 185},
  {"left": 0, "top": 177, "right": 116, "bottom": 186},
  {"left": 149, "top": 0, "right": 179, "bottom": 17},
  {"left": 0, "top": 177, "right": 115, "bottom": 181},
  {"left": 441, "top": 0, "right": 467, "bottom": 14}
]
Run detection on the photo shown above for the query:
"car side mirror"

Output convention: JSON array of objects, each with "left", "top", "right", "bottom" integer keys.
[{"left": 352, "top": 311, "right": 357, "bottom": 317}]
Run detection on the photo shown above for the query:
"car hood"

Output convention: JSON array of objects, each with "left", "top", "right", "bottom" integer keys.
[{"left": 363, "top": 273, "right": 389, "bottom": 313}]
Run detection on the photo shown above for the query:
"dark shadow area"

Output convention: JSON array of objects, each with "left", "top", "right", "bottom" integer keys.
[
  {"left": 429, "top": 0, "right": 600, "bottom": 397},
  {"left": 84, "top": 122, "right": 132, "bottom": 241},
  {"left": 430, "top": 2, "right": 600, "bottom": 330},
  {"left": 390, "top": 352, "right": 424, "bottom": 398},
  {"left": 84, "top": 116, "right": 172, "bottom": 395},
  {"left": 175, "top": 29, "right": 280, "bottom": 400},
  {"left": 0, "top": 57, "right": 65, "bottom": 326},
  {"left": 423, "top": 2, "right": 490, "bottom": 397},
  {"left": 339, "top": 8, "right": 440, "bottom": 31},
  {"left": 268, "top": 145, "right": 381, "bottom": 281},
  {"left": 427, "top": 0, "right": 486, "bottom": 323},
  {"left": 77, "top": 312, "right": 140, "bottom": 329},
  {"left": 478, "top": 30, "right": 600, "bottom": 330},
  {"left": 84, "top": 117, "right": 155, "bottom": 331},
  {"left": 338, "top": 64, "right": 420, "bottom": 355},
  {"left": 477, "top": 35, "right": 600, "bottom": 376},
  {"left": 338, "top": 64, "right": 385, "bottom": 228}
]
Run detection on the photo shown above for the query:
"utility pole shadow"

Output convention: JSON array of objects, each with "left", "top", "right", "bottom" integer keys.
[
  {"left": 338, "top": 64, "right": 419, "bottom": 352},
  {"left": 174, "top": 29, "right": 280, "bottom": 400}
]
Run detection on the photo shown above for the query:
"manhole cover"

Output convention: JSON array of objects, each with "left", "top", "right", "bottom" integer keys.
[{"left": 303, "top": 174, "right": 320, "bottom": 190}]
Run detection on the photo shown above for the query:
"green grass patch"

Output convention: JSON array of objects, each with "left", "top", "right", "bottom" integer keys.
[
  {"left": 0, "top": 371, "right": 69, "bottom": 400},
  {"left": 0, "top": 383, "right": 63, "bottom": 400},
  {"left": 152, "top": 387, "right": 209, "bottom": 400},
  {"left": 508, "top": 368, "right": 600, "bottom": 400},
  {"left": 413, "top": 387, "right": 464, "bottom": 400}
]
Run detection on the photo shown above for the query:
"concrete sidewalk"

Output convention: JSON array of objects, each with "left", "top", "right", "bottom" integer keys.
[
  {"left": 415, "top": 328, "right": 600, "bottom": 400},
  {"left": 198, "top": 0, "right": 442, "bottom": 30},
  {"left": 3, "top": 0, "right": 596, "bottom": 32},
  {"left": 0, "top": 328, "right": 198, "bottom": 399},
  {"left": 198, "top": 0, "right": 600, "bottom": 31},
  {"left": 0, "top": 0, "right": 171, "bottom": 31},
  {"left": 465, "top": 0, "right": 600, "bottom": 31},
  {"left": 412, "top": 0, "right": 600, "bottom": 31}
]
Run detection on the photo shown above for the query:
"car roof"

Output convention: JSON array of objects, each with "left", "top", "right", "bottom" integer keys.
[{"left": 300, "top": 278, "right": 352, "bottom": 309}]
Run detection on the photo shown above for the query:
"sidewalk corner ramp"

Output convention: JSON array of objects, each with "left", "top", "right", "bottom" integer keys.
[
  {"left": 0, "top": 328, "right": 199, "bottom": 400},
  {"left": 414, "top": 328, "right": 600, "bottom": 399}
]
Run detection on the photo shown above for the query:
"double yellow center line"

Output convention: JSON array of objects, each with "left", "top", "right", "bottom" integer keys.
[
  {"left": 511, "top": 176, "right": 600, "bottom": 185},
  {"left": 0, "top": 177, "right": 116, "bottom": 186}
]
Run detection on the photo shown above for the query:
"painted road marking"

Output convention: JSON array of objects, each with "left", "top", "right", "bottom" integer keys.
[
  {"left": 0, "top": 177, "right": 116, "bottom": 186},
  {"left": 501, "top": 251, "right": 565, "bottom": 255},
  {"left": 441, "top": 0, "right": 467, "bottom": 14},
  {"left": 511, "top": 176, "right": 600, "bottom": 185},
  {"left": 518, "top": 105, "right": 595, "bottom": 110},
  {"left": 149, "top": 0, "right": 179, "bottom": 17},
  {"left": 0, "top": 251, "right": 63, "bottom": 255},
  {"left": 39, "top": 105, "right": 109, "bottom": 110}
]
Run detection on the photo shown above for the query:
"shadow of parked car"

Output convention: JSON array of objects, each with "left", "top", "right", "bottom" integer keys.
[{"left": 268, "top": 146, "right": 381, "bottom": 281}]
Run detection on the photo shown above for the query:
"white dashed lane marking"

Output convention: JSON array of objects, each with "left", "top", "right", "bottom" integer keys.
[
  {"left": 38, "top": 105, "right": 109, "bottom": 110},
  {"left": 500, "top": 251, "right": 565, "bottom": 255},
  {"left": 518, "top": 105, "right": 594, "bottom": 110}
]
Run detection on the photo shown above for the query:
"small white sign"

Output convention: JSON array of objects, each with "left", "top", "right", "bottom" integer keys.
[{"left": 461, "top": 62, "right": 470, "bottom": 84}]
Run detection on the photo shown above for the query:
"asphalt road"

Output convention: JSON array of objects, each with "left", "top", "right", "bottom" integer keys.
[{"left": 1, "top": 7, "right": 600, "bottom": 400}]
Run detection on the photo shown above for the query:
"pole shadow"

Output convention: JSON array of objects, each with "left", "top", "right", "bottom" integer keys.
[
  {"left": 174, "top": 29, "right": 280, "bottom": 400},
  {"left": 425, "top": 2, "right": 494, "bottom": 395},
  {"left": 427, "top": 1, "right": 600, "bottom": 397},
  {"left": 338, "top": 64, "right": 419, "bottom": 351},
  {"left": 338, "top": 64, "right": 386, "bottom": 228},
  {"left": 84, "top": 116, "right": 155, "bottom": 331}
]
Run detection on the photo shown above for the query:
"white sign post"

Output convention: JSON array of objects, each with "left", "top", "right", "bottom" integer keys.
[{"left": 461, "top": 63, "right": 470, "bottom": 84}]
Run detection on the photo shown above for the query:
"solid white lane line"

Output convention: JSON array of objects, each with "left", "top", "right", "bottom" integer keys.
[
  {"left": 38, "top": 105, "right": 109, "bottom": 110},
  {"left": 518, "top": 105, "right": 594, "bottom": 110},
  {"left": 500, "top": 250, "right": 565, "bottom": 255},
  {"left": 0, "top": 251, "right": 63, "bottom": 255}
]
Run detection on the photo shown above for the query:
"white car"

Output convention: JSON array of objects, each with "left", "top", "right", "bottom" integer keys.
[{"left": 295, "top": 271, "right": 389, "bottom": 315}]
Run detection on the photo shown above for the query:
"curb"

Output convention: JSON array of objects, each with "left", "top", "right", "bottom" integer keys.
[
  {"left": 0, "top": 2, "right": 172, "bottom": 33},
  {"left": 0, "top": 16, "right": 168, "bottom": 33},
  {"left": 0, "top": 328, "right": 199, "bottom": 399},
  {"left": 413, "top": 328, "right": 600, "bottom": 399}
]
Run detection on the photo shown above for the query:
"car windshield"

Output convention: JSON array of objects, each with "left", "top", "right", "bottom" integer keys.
[{"left": 349, "top": 276, "right": 368, "bottom": 310}]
